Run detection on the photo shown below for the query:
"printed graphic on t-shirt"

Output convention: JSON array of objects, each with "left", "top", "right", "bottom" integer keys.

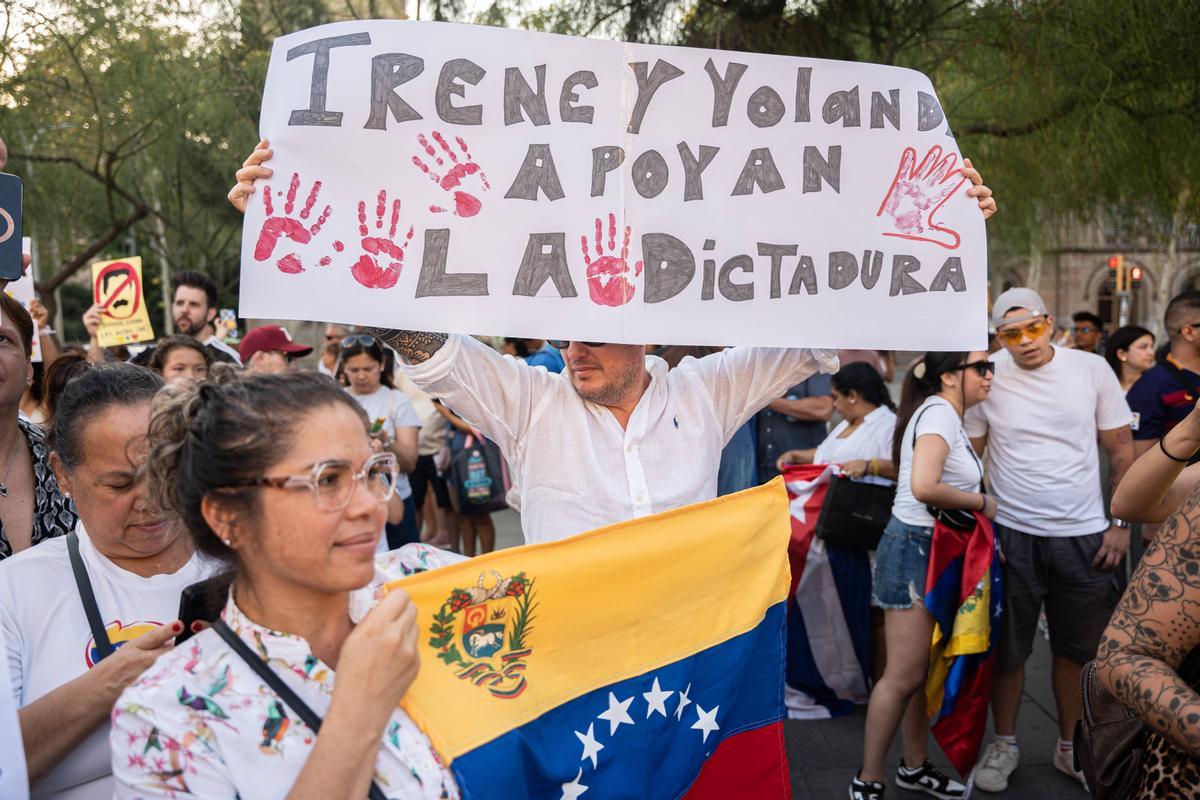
[
  {"left": 85, "top": 620, "right": 161, "bottom": 667},
  {"left": 1131, "top": 411, "right": 1140, "bottom": 431}
]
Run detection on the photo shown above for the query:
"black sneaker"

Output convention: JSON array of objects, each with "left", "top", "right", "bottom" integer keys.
[
  {"left": 894, "top": 759, "right": 965, "bottom": 799},
  {"left": 849, "top": 773, "right": 885, "bottom": 800}
]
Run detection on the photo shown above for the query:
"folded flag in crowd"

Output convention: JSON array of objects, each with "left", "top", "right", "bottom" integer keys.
[
  {"left": 390, "top": 479, "right": 795, "bottom": 799},
  {"left": 923, "top": 512, "right": 1003, "bottom": 777},
  {"left": 781, "top": 464, "right": 872, "bottom": 719}
]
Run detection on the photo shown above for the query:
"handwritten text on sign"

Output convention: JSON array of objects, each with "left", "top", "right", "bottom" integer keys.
[{"left": 239, "top": 20, "right": 987, "bottom": 349}]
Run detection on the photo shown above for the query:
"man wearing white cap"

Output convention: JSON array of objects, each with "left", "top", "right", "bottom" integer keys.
[{"left": 964, "top": 287, "right": 1134, "bottom": 792}]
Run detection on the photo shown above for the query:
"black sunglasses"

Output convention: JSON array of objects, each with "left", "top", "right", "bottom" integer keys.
[
  {"left": 955, "top": 359, "right": 995, "bottom": 377},
  {"left": 547, "top": 340, "right": 606, "bottom": 349}
]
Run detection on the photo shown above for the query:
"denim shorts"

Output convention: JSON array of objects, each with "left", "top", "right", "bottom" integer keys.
[{"left": 872, "top": 516, "right": 934, "bottom": 609}]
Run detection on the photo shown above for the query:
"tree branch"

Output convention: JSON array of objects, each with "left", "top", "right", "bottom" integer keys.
[
  {"left": 960, "top": 99, "right": 1081, "bottom": 138},
  {"left": 35, "top": 203, "right": 149, "bottom": 295}
]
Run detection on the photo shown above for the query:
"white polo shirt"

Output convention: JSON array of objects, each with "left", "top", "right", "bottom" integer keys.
[{"left": 403, "top": 335, "right": 837, "bottom": 543}]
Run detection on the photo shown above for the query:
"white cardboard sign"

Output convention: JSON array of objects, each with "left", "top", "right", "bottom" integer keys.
[{"left": 239, "top": 20, "right": 987, "bottom": 349}]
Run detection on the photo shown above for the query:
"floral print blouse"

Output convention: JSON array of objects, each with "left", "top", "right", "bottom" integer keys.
[
  {"left": 110, "top": 545, "right": 464, "bottom": 799},
  {"left": 0, "top": 418, "right": 78, "bottom": 560}
]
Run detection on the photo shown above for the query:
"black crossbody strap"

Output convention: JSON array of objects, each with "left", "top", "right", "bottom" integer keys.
[
  {"left": 67, "top": 531, "right": 114, "bottom": 662},
  {"left": 212, "top": 619, "right": 387, "bottom": 800}
]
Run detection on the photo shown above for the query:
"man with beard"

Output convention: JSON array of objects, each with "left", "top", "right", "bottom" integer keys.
[
  {"left": 229, "top": 141, "right": 996, "bottom": 544},
  {"left": 171, "top": 271, "right": 241, "bottom": 365}
]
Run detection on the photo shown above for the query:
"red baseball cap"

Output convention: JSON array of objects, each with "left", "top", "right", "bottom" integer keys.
[{"left": 238, "top": 325, "right": 314, "bottom": 363}]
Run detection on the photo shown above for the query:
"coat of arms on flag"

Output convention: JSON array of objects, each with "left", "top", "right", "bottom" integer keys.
[
  {"left": 429, "top": 570, "right": 537, "bottom": 698},
  {"left": 390, "top": 480, "right": 795, "bottom": 799}
]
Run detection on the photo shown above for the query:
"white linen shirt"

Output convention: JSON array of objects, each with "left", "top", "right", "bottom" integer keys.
[
  {"left": 813, "top": 406, "right": 897, "bottom": 487},
  {"left": 403, "top": 335, "right": 837, "bottom": 543}
]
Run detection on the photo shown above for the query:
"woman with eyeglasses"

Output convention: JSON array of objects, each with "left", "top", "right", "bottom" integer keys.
[
  {"left": 338, "top": 334, "right": 422, "bottom": 548},
  {"left": 110, "top": 371, "right": 460, "bottom": 798},
  {"left": 849, "top": 351, "right": 994, "bottom": 800}
]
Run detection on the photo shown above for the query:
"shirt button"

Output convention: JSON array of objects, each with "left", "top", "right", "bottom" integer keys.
[{"left": 636, "top": 493, "right": 646, "bottom": 503}]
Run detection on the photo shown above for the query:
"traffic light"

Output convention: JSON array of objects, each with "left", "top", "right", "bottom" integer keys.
[{"left": 1109, "top": 254, "right": 1126, "bottom": 292}]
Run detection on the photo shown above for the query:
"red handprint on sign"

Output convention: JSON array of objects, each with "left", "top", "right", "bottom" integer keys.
[
  {"left": 582, "top": 214, "right": 643, "bottom": 308},
  {"left": 411, "top": 132, "right": 491, "bottom": 218},
  {"left": 253, "top": 173, "right": 331, "bottom": 274},
  {"left": 876, "top": 146, "right": 968, "bottom": 250},
  {"left": 345, "top": 190, "right": 414, "bottom": 290}
]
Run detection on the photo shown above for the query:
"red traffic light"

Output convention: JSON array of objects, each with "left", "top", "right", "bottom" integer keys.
[{"left": 1108, "top": 255, "right": 1121, "bottom": 269}]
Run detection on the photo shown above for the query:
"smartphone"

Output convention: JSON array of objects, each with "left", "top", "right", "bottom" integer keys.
[
  {"left": 175, "top": 575, "right": 230, "bottom": 644},
  {"left": 0, "top": 174, "right": 23, "bottom": 281}
]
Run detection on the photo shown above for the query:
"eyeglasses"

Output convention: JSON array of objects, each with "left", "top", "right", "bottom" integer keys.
[
  {"left": 955, "top": 359, "right": 996, "bottom": 377},
  {"left": 547, "top": 340, "right": 606, "bottom": 349},
  {"left": 1072, "top": 325, "right": 1097, "bottom": 335},
  {"left": 223, "top": 452, "right": 398, "bottom": 511},
  {"left": 342, "top": 334, "right": 378, "bottom": 349},
  {"left": 996, "top": 318, "right": 1049, "bottom": 346}
]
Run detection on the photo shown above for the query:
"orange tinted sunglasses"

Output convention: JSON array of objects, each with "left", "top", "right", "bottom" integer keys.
[{"left": 996, "top": 318, "right": 1049, "bottom": 345}]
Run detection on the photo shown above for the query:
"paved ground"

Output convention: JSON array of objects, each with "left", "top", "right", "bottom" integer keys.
[{"left": 488, "top": 508, "right": 1087, "bottom": 799}]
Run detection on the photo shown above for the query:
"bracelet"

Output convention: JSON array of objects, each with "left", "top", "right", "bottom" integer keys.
[
  {"left": 1158, "top": 435, "right": 1195, "bottom": 463},
  {"left": 1112, "top": 518, "right": 1131, "bottom": 529},
  {"left": 868, "top": 458, "right": 877, "bottom": 476},
  {"left": 979, "top": 493, "right": 988, "bottom": 512}
]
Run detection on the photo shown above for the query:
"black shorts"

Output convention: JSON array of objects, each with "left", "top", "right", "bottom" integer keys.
[
  {"left": 410, "top": 454, "right": 451, "bottom": 511},
  {"left": 995, "top": 523, "right": 1125, "bottom": 672}
]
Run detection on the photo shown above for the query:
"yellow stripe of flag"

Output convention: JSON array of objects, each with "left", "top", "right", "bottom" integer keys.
[{"left": 392, "top": 478, "right": 792, "bottom": 761}]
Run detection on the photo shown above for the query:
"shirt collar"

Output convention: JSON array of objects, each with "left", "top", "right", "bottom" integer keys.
[{"left": 222, "top": 593, "right": 335, "bottom": 688}]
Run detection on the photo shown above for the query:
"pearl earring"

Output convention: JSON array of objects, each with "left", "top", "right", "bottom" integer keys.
[{"left": 223, "top": 538, "right": 232, "bottom": 546}]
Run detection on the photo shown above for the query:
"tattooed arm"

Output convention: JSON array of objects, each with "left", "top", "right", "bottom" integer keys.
[
  {"left": 366, "top": 328, "right": 448, "bottom": 364},
  {"left": 1096, "top": 481, "right": 1200, "bottom": 757}
]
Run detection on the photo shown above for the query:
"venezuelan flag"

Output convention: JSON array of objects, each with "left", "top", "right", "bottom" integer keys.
[
  {"left": 922, "top": 512, "right": 1003, "bottom": 777},
  {"left": 390, "top": 479, "right": 794, "bottom": 799}
]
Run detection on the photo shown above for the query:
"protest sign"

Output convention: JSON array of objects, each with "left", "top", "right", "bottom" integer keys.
[
  {"left": 0, "top": 623, "right": 30, "bottom": 800},
  {"left": 92, "top": 256, "right": 155, "bottom": 347},
  {"left": 239, "top": 20, "right": 987, "bottom": 349},
  {"left": 5, "top": 242, "right": 41, "bottom": 362}
]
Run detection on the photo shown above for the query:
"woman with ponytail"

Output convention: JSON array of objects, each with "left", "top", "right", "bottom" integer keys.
[{"left": 849, "top": 350, "right": 995, "bottom": 800}]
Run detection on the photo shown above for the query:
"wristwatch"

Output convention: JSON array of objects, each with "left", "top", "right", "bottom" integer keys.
[{"left": 1111, "top": 518, "right": 1131, "bottom": 529}]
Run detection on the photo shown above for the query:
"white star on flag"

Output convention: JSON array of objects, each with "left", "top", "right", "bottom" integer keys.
[
  {"left": 674, "top": 683, "right": 692, "bottom": 721},
  {"left": 574, "top": 722, "right": 604, "bottom": 769},
  {"left": 785, "top": 468, "right": 830, "bottom": 523},
  {"left": 692, "top": 704, "right": 720, "bottom": 743},
  {"left": 560, "top": 768, "right": 589, "bottom": 799},
  {"left": 643, "top": 678, "right": 672, "bottom": 718},
  {"left": 598, "top": 691, "right": 635, "bottom": 735}
]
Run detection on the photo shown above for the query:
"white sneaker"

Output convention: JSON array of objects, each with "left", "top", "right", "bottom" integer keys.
[
  {"left": 974, "top": 740, "right": 1019, "bottom": 793},
  {"left": 1053, "top": 745, "right": 1088, "bottom": 790}
]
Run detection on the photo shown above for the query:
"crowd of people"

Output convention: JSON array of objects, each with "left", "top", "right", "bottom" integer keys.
[{"left": 4, "top": 134, "right": 1200, "bottom": 800}]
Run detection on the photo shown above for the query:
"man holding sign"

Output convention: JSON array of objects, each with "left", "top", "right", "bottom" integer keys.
[{"left": 230, "top": 141, "right": 993, "bottom": 543}]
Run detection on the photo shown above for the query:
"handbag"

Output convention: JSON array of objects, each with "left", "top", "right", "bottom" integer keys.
[
  {"left": 910, "top": 405, "right": 984, "bottom": 532},
  {"left": 1075, "top": 647, "right": 1200, "bottom": 799},
  {"left": 815, "top": 475, "right": 895, "bottom": 550},
  {"left": 449, "top": 433, "right": 510, "bottom": 515},
  {"left": 212, "top": 619, "right": 387, "bottom": 800}
]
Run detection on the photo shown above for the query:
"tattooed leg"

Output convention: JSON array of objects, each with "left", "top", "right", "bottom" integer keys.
[
  {"left": 1096, "top": 482, "right": 1200, "bottom": 757},
  {"left": 366, "top": 328, "right": 449, "bottom": 364}
]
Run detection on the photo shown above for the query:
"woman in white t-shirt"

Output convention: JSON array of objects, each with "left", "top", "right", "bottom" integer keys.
[
  {"left": 850, "top": 351, "right": 996, "bottom": 800},
  {"left": 0, "top": 364, "right": 215, "bottom": 799},
  {"left": 339, "top": 335, "right": 422, "bottom": 548}
]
